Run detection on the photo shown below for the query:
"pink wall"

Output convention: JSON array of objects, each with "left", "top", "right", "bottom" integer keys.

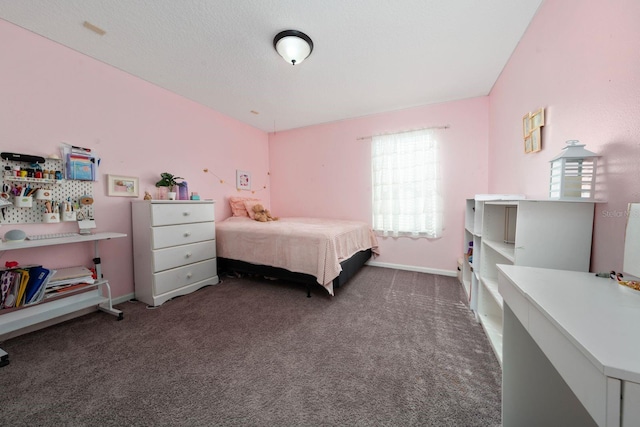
[
  {"left": 0, "top": 20, "right": 269, "bottom": 298},
  {"left": 489, "top": 0, "right": 640, "bottom": 273},
  {"left": 269, "top": 97, "right": 489, "bottom": 273}
]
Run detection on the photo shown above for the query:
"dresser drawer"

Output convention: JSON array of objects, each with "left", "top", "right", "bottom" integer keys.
[
  {"left": 152, "top": 222, "right": 215, "bottom": 249},
  {"left": 151, "top": 202, "right": 214, "bottom": 226},
  {"left": 153, "top": 241, "right": 216, "bottom": 272},
  {"left": 154, "top": 259, "right": 217, "bottom": 295}
]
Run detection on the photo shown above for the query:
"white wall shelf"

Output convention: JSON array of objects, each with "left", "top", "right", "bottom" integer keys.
[{"left": 462, "top": 196, "right": 594, "bottom": 365}]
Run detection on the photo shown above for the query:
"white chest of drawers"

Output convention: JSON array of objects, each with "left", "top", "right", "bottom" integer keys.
[{"left": 131, "top": 200, "right": 219, "bottom": 306}]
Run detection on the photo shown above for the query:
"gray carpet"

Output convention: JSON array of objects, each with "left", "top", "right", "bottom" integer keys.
[{"left": 0, "top": 266, "right": 501, "bottom": 426}]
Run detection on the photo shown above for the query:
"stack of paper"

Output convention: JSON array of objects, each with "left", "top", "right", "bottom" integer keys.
[{"left": 45, "top": 266, "right": 95, "bottom": 297}]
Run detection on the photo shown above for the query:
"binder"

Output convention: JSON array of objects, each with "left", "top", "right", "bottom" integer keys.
[{"left": 25, "top": 267, "right": 52, "bottom": 304}]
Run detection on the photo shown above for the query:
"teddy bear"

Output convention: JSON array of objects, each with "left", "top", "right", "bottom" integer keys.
[{"left": 252, "top": 203, "right": 278, "bottom": 222}]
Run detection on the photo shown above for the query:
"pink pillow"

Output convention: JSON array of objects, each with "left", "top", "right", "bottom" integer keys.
[
  {"left": 229, "top": 197, "right": 260, "bottom": 217},
  {"left": 243, "top": 200, "right": 264, "bottom": 220}
]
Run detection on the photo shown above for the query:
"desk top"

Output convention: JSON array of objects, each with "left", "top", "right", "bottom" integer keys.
[
  {"left": 498, "top": 264, "right": 640, "bottom": 384},
  {"left": 0, "top": 232, "right": 126, "bottom": 251}
]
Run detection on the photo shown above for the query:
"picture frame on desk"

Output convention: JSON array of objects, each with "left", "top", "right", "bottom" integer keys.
[{"left": 107, "top": 175, "right": 139, "bottom": 197}]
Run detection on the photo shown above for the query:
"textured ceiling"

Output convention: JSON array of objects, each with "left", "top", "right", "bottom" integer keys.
[{"left": 0, "top": 0, "right": 543, "bottom": 132}]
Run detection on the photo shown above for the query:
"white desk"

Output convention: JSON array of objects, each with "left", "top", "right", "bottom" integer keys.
[
  {"left": 0, "top": 232, "right": 126, "bottom": 367},
  {"left": 498, "top": 265, "right": 640, "bottom": 427}
]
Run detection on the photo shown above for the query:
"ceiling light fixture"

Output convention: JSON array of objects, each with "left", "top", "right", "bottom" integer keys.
[{"left": 273, "top": 30, "right": 313, "bottom": 65}]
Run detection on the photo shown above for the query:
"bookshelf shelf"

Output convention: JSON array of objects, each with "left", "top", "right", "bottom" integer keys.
[{"left": 463, "top": 197, "right": 594, "bottom": 366}]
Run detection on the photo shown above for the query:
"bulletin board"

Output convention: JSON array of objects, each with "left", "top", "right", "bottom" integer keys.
[{"left": 0, "top": 158, "right": 94, "bottom": 224}]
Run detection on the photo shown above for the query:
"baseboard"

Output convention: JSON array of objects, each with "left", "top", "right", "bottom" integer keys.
[
  {"left": 366, "top": 261, "right": 457, "bottom": 277},
  {"left": 113, "top": 293, "right": 135, "bottom": 305}
]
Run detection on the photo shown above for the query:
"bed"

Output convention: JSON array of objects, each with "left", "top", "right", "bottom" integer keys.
[{"left": 216, "top": 216, "right": 379, "bottom": 296}]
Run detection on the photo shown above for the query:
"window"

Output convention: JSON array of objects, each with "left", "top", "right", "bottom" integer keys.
[{"left": 371, "top": 129, "right": 443, "bottom": 238}]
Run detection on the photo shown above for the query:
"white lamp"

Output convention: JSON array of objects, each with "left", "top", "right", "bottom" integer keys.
[
  {"left": 273, "top": 30, "right": 313, "bottom": 65},
  {"left": 549, "top": 140, "right": 599, "bottom": 200}
]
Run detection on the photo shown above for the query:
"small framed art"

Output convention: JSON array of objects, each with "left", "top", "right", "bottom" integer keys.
[
  {"left": 531, "top": 108, "right": 545, "bottom": 129},
  {"left": 107, "top": 174, "right": 139, "bottom": 197},
  {"left": 530, "top": 127, "right": 542, "bottom": 152},
  {"left": 236, "top": 170, "right": 251, "bottom": 191},
  {"left": 524, "top": 134, "right": 533, "bottom": 153},
  {"left": 522, "top": 112, "right": 532, "bottom": 138}
]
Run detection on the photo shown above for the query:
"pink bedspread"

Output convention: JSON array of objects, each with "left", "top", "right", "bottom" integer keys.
[{"left": 216, "top": 217, "right": 379, "bottom": 295}]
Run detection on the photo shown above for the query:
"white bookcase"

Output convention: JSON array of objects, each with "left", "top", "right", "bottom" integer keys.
[{"left": 463, "top": 196, "right": 594, "bottom": 365}]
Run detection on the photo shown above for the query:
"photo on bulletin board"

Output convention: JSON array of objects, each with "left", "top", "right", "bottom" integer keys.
[
  {"left": 236, "top": 170, "right": 251, "bottom": 191},
  {"left": 107, "top": 174, "right": 139, "bottom": 197}
]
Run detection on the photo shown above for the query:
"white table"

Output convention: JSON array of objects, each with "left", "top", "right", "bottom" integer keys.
[
  {"left": 498, "top": 264, "right": 640, "bottom": 427},
  {"left": 0, "top": 232, "right": 126, "bottom": 367}
]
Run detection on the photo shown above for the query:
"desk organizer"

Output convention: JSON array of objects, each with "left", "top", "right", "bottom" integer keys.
[
  {"left": 13, "top": 196, "right": 33, "bottom": 208},
  {"left": 1, "top": 157, "right": 94, "bottom": 224},
  {"left": 42, "top": 213, "right": 60, "bottom": 223}
]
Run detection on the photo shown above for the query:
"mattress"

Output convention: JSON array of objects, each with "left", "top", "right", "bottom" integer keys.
[{"left": 216, "top": 217, "right": 379, "bottom": 295}]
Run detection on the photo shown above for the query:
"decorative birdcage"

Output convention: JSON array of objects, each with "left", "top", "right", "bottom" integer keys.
[{"left": 549, "top": 140, "right": 599, "bottom": 200}]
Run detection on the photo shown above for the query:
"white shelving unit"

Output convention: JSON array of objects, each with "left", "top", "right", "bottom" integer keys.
[
  {"left": 0, "top": 232, "right": 126, "bottom": 366},
  {"left": 463, "top": 196, "right": 594, "bottom": 365}
]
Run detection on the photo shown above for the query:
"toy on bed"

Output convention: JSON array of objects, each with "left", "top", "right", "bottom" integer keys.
[{"left": 252, "top": 203, "right": 279, "bottom": 222}]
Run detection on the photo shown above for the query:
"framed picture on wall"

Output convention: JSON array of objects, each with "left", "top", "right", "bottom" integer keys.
[
  {"left": 531, "top": 108, "right": 545, "bottom": 129},
  {"left": 524, "top": 134, "right": 533, "bottom": 153},
  {"left": 530, "top": 127, "right": 542, "bottom": 152},
  {"left": 107, "top": 174, "right": 139, "bottom": 197},
  {"left": 236, "top": 170, "right": 251, "bottom": 190},
  {"left": 522, "top": 112, "right": 532, "bottom": 138}
]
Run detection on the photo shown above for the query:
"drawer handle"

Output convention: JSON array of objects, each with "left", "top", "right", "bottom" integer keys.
[
  {"left": 183, "top": 211, "right": 191, "bottom": 216},
  {"left": 185, "top": 252, "right": 192, "bottom": 258},
  {"left": 186, "top": 272, "right": 193, "bottom": 279},
  {"left": 184, "top": 232, "right": 191, "bottom": 237}
]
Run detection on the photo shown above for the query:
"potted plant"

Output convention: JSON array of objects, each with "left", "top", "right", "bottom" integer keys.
[{"left": 155, "top": 172, "right": 184, "bottom": 200}]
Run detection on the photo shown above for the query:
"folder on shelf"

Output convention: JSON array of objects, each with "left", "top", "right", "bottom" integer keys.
[
  {"left": 2, "top": 273, "right": 21, "bottom": 308},
  {"left": 0, "top": 270, "right": 17, "bottom": 308},
  {"left": 15, "top": 269, "right": 30, "bottom": 307},
  {"left": 24, "top": 267, "right": 52, "bottom": 304}
]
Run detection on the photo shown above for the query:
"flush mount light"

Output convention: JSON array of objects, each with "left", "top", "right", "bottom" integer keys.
[{"left": 273, "top": 30, "right": 313, "bottom": 65}]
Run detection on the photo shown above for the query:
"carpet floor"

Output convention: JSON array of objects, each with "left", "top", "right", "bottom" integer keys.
[{"left": 0, "top": 266, "right": 501, "bottom": 426}]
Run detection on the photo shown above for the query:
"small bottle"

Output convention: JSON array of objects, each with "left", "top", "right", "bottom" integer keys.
[{"left": 178, "top": 181, "right": 189, "bottom": 200}]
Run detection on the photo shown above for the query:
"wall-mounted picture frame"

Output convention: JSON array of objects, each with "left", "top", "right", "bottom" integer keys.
[
  {"left": 531, "top": 108, "right": 545, "bottom": 129},
  {"left": 236, "top": 170, "right": 251, "bottom": 191},
  {"left": 530, "top": 127, "right": 542, "bottom": 152},
  {"left": 107, "top": 174, "right": 139, "bottom": 197},
  {"left": 524, "top": 134, "right": 533, "bottom": 153},
  {"left": 522, "top": 112, "right": 532, "bottom": 138}
]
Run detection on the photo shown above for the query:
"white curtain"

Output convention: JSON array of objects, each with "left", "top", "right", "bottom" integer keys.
[{"left": 372, "top": 129, "right": 443, "bottom": 238}]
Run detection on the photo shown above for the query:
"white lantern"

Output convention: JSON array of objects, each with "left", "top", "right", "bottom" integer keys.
[{"left": 549, "top": 140, "right": 599, "bottom": 200}]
